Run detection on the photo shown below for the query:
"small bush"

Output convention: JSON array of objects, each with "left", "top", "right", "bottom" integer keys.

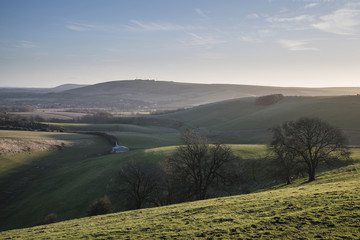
[
  {"left": 37, "top": 213, "right": 58, "bottom": 225},
  {"left": 88, "top": 196, "right": 114, "bottom": 216}
]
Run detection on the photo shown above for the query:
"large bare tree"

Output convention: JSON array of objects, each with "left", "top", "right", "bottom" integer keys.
[
  {"left": 270, "top": 118, "right": 350, "bottom": 182},
  {"left": 166, "top": 129, "right": 235, "bottom": 200}
]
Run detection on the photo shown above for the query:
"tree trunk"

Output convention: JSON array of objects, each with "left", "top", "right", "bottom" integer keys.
[
  {"left": 308, "top": 168, "right": 316, "bottom": 182},
  {"left": 286, "top": 175, "right": 291, "bottom": 185}
]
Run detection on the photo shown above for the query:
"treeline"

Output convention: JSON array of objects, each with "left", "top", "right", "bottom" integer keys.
[
  {"left": 0, "top": 112, "right": 63, "bottom": 131},
  {"left": 79, "top": 112, "right": 183, "bottom": 128},
  {"left": 0, "top": 104, "right": 35, "bottom": 112}
]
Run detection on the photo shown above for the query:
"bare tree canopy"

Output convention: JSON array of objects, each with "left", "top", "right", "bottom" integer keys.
[
  {"left": 270, "top": 117, "right": 350, "bottom": 182},
  {"left": 117, "top": 160, "right": 163, "bottom": 209},
  {"left": 166, "top": 129, "right": 235, "bottom": 200}
]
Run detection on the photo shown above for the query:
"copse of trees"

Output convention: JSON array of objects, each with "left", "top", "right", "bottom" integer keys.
[
  {"left": 269, "top": 117, "right": 351, "bottom": 182},
  {"left": 255, "top": 94, "right": 284, "bottom": 106}
]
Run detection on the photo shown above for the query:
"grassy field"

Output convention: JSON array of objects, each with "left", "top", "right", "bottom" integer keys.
[
  {"left": 1, "top": 156, "right": 359, "bottom": 239},
  {"left": 49, "top": 123, "right": 182, "bottom": 149},
  {"left": 159, "top": 95, "right": 360, "bottom": 145},
  {"left": 0, "top": 130, "right": 112, "bottom": 231},
  {"left": 0, "top": 130, "right": 99, "bottom": 177},
  {"left": 0, "top": 141, "right": 269, "bottom": 231}
]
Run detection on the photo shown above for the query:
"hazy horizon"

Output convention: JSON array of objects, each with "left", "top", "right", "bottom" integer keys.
[{"left": 1, "top": 0, "right": 360, "bottom": 88}]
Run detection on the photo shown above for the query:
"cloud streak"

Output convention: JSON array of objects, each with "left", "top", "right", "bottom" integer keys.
[
  {"left": 278, "top": 39, "right": 318, "bottom": 51},
  {"left": 186, "top": 33, "right": 226, "bottom": 48},
  {"left": 17, "top": 41, "right": 38, "bottom": 48},
  {"left": 267, "top": 15, "right": 314, "bottom": 23},
  {"left": 312, "top": 8, "right": 360, "bottom": 35},
  {"left": 126, "top": 20, "right": 199, "bottom": 32},
  {"left": 66, "top": 22, "right": 116, "bottom": 32}
]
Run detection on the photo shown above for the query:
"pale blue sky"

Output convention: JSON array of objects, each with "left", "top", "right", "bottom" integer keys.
[{"left": 1, "top": 0, "right": 360, "bottom": 87}]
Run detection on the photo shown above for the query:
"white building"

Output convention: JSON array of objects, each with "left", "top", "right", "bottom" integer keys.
[{"left": 111, "top": 142, "right": 129, "bottom": 153}]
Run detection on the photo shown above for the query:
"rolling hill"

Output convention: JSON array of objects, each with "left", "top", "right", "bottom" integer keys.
[
  {"left": 2, "top": 79, "right": 360, "bottom": 110},
  {"left": 158, "top": 95, "right": 360, "bottom": 144}
]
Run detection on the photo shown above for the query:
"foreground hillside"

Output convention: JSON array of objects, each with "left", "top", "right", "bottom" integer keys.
[{"left": 2, "top": 161, "right": 360, "bottom": 239}]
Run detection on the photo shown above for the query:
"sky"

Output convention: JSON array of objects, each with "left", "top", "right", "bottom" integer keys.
[{"left": 1, "top": 0, "right": 360, "bottom": 88}]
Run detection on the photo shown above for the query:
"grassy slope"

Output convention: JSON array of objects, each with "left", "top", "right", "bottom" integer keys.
[
  {"left": 0, "top": 142, "right": 267, "bottom": 231},
  {"left": 2, "top": 156, "right": 360, "bottom": 239},
  {"left": 0, "top": 130, "right": 111, "bottom": 231},
  {"left": 49, "top": 123, "right": 182, "bottom": 149},
  {"left": 159, "top": 95, "right": 360, "bottom": 144}
]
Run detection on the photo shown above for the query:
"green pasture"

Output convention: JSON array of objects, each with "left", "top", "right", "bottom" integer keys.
[
  {"left": 0, "top": 130, "right": 101, "bottom": 177},
  {"left": 0, "top": 142, "right": 266, "bottom": 231},
  {"left": 2, "top": 160, "right": 360, "bottom": 239},
  {"left": 160, "top": 96, "right": 360, "bottom": 140}
]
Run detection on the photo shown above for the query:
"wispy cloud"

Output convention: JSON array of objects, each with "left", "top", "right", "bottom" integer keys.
[
  {"left": 247, "top": 13, "right": 260, "bottom": 19},
  {"left": 126, "top": 20, "right": 198, "bottom": 32},
  {"left": 278, "top": 39, "right": 319, "bottom": 51},
  {"left": 66, "top": 22, "right": 116, "bottom": 32},
  {"left": 304, "top": 3, "right": 320, "bottom": 9},
  {"left": 16, "top": 41, "right": 38, "bottom": 48},
  {"left": 186, "top": 33, "right": 226, "bottom": 48},
  {"left": 312, "top": 8, "right": 360, "bottom": 35},
  {"left": 267, "top": 15, "right": 314, "bottom": 23},
  {"left": 240, "top": 36, "right": 262, "bottom": 43},
  {"left": 195, "top": 8, "right": 207, "bottom": 18}
]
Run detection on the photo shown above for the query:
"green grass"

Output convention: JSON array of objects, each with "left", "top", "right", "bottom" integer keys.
[
  {"left": 0, "top": 142, "right": 265, "bottom": 231},
  {"left": 2, "top": 159, "right": 360, "bottom": 239},
  {"left": 48, "top": 123, "right": 182, "bottom": 149},
  {"left": 0, "top": 130, "right": 99, "bottom": 177},
  {"left": 159, "top": 95, "right": 360, "bottom": 144}
]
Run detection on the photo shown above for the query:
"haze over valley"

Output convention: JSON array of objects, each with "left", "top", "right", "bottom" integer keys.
[{"left": 1, "top": 0, "right": 360, "bottom": 239}]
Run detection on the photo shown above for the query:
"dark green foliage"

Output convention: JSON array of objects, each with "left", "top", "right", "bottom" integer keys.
[
  {"left": 88, "top": 196, "right": 114, "bottom": 216},
  {"left": 255, "top": 94, "right": 284, "bottom": 105}
]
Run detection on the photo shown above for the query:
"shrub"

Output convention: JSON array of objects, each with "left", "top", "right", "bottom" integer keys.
[
  {"left": 88, "top": 196, "right": 114, "bottom": 216},
  {"left": 37, "top": 213, "right": 58, "bottom": 225}
]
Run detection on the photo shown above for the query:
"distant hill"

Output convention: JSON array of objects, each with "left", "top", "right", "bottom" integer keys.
[
  {"left": 1, "top": 79, "right": 360, "bottom": 110},
  {"left": 64, "top": 79, "right": 360, "bottom": 108},
  {"left": 0, "top": 84, "right": 86, "bottom": 94},
  {"left": 48, "top": 84, "right": 87, "bottom": 93}
]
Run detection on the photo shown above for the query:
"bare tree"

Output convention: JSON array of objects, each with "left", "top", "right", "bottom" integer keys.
[
  {"left": 165, "top": 129, "right": 235, "bottom": 200},
  {"left": 270, "top": 118, "right": 350, "bottom": 182},
  {"left": 118, "top": 160, "right": 163, "bottom": 209}
]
